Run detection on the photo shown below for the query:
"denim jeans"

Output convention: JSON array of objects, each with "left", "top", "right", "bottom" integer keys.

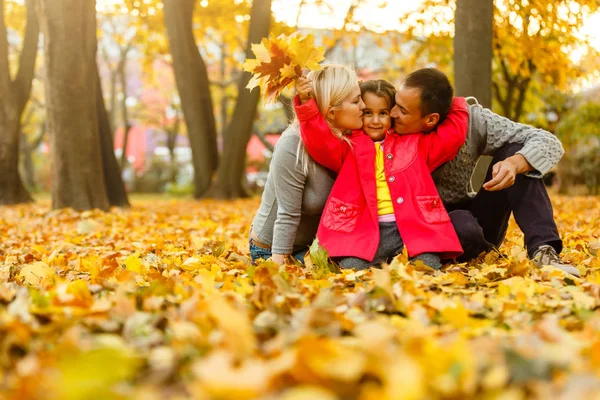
[{"left": 249, "top": 239, "right": 273, "bottom": 263}]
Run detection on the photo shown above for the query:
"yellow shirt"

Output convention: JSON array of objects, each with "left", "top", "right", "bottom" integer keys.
[{"left": 374, "top": 142, "right": 394, "bottom": 216}]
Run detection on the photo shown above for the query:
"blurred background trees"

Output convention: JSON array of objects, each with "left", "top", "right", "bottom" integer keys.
[{"left": 1, "top": 0, "right": 599, "bottom": 210}]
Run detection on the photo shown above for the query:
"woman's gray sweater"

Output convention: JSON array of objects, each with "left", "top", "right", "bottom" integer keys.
[{"left": 251, "top": 123, "right": 335, "bottom": 254}]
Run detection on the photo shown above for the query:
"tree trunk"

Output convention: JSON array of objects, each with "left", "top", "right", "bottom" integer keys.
[
  {"left": 118, "top": 62, "right": 132, "bottom": 169},
  {"left": 219, "top": 41, "right": 229, "bottom": 136},
  {"left": 165, "top": 109, "right": 180, "bottom": 183},
  {"left": 20, "top": 122, "right": 44, "bottom": 191},
  {"left": 454, "top": 0, "right": 493, "bottom": 108},
  {"left": 109, "top": 69, "right": 117, "bottom": 136},
  {"left": 454, "top": 0, "right": 494, "bottom": 191},
  {"left": 96, "top": 66, "right": 130, "bottom": 207},
  {"left": 164, "top": 0, "right": 218, "bottom": 198},
  {"left": 39, "top": 0, "right": 109, "bottom": 211},
  {"left": 211, "top": 0, "right": 272, "bottom": 199},
  {"left": 0, "top": 0, "right": 38, "bottom": 205}
]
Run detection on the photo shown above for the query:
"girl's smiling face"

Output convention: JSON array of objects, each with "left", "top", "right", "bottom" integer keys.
[{"left": 362, "top": 92, "right": 392, "bottom": 142}]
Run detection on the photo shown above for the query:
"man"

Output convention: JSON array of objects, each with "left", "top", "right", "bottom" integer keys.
[{"left": 390, "top": 68, "right": 580, "bottom": 277}]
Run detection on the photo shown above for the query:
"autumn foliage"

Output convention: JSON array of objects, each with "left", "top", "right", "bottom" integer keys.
[
  {"left": 244, "top": 33, "right": 325, "bottom": 104},
  {"left": 0, "top": 195, "right": 599, "bottom": 398}
]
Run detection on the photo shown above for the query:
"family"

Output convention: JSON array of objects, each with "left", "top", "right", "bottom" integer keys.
[{"left": 249, "top": 65, "right": 580, "bottom": 278}]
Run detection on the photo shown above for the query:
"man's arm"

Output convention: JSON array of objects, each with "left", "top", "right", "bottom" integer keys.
[
  {"left": 473, "top": 105, "right": 565, "bottom": 191},
  {"left": 482, "top": 153, "right": 532, "bottom": 191}
]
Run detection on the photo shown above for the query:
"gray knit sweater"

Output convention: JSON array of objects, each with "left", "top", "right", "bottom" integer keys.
[{"left": 433, "top": 99, "right": 565, "bottom": 205}]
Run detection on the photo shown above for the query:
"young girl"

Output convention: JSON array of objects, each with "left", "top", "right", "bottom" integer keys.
[{"left": 294, "top": 74, "right": 468, "bottom": 270}]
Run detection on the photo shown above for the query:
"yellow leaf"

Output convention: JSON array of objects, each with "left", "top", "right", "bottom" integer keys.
[
  {"left": 280, "top": 63, "right": 298, "bottom": 81},
  {"left": 280, "top": 386, "right": 338, "bottom": 400},
  {"left": 294, "top": 337, "right": 366, "bottom": 382},
  {"left": 440, "top": 302, "right": 471, "bottom": 328},
  {"left": 208, "top": 295, "right": 256, "bottom": 357},
  {"left": 124, "top": 252, "right": 143, "bottom": 274},
  {"left": 250, "top": 41, "right": 270, "bottom": 63},
  {"left": 19, "top": 262, "right": 55, "bottom": 286},
  {"left": 51, "top": 345, "right": 139, "bottom": 400},
  {"left": 242, "top": 58, "right": 260, "bottom": 73},
  {"left": 381, "top": 355, "right": 425, "bottom": 400},
  {"left": 191, "top": 351, "right": 269, "bottom": 400}
]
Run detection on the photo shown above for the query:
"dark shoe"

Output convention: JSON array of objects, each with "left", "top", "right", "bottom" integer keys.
[
  {"left": 411, "top": 253, "right": 442, "bottom": 270},
  {"left": 532, "top": 245, "right": 581, "bottom": 278}
]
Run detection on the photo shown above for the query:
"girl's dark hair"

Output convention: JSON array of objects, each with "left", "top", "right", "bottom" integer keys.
[{"left": 359, "top": 79, "right": 396, "bottom": 110}]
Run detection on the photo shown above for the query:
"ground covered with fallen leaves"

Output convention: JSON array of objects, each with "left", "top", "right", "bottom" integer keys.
[{"left": 0, "top": 195, "right": 599, "bottom": 399}]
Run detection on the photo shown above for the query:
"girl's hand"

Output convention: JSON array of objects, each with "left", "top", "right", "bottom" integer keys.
[{"left": 296, "top": 76, "right": 313, "bottom": 104}]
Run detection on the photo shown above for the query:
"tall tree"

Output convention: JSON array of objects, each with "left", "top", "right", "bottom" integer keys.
[
  {"left": 454, "top": 0, "right": 494, "bottom": 189},
  {"left": 96, "top": 66, "right": 130, "bottom": 207},
  {"left": 0, "top": 0, "right": 38, "bottom": 205},
  {"left": 39, "top": 0, "right": 109, "bottom": 211},
  {"left": 163, "top": 0, "right": 218, "bottom": 198},
  {"left": 211, "top": 0, "right": 273, "bottom": 198}
]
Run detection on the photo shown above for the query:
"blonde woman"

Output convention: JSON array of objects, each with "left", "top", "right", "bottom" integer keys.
[{"left": 250, "top": 65, "right": 365, "bottom": 265}]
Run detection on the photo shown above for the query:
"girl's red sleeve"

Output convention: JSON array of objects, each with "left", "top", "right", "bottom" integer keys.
[
  {"left": 293, "top": 95, "right": 349, "bottom": 173},
  {"left": 420, "top": 97, "right": 469, "bottom": 171}
]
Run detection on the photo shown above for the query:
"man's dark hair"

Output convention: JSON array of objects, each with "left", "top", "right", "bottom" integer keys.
[{"left": 403, "top": 68, "right": 454, "bottom": 122}]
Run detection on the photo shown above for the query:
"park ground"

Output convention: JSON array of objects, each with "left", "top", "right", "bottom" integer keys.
[{"left": 0, "top": 194, "right": 599, "bottom": 399}]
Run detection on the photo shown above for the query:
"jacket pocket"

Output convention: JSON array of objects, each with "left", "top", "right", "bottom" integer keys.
[
  {"left": 322, "top": 197, "right": 359, "bottom": 232},
  {"left": 416, "top": 195, "right": 450, "bottom": 224}
]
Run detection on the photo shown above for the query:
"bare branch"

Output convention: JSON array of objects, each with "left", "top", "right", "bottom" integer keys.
[{"left": 253, "top": 131, "right": 274, "bottom": 152}]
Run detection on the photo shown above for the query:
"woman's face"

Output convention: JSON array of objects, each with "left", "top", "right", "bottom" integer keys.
[
  {"left": 362, "top": 92, "right": 391, "bottom": 142},
  {"left": 329, "top": 83, "right": 365, "bottom": 131}
]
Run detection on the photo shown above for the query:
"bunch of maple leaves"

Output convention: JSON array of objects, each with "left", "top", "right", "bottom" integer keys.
[
  {"left": 243, "top": 33, "right": 325, "bottom": 104},
  {"left": 0, "top": 195, "right": 599, "bottom": 399}
]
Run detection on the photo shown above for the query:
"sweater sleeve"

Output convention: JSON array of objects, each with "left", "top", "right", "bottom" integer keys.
[
  {"left": 270, "top": 135, "right": 306, "bottom": 255},
  {"left": 422, "top": 97, "right": 469, "bottom": 171},
  {"left": 293, "top": 95, "right": 348, "bottom": 173},
  {"left": 474, "top": 106, "right": 565, "bottom": 177}
]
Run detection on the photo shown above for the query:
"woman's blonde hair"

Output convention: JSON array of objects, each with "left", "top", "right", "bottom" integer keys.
[
  {"left": 294, "top": 64, "right": 357, "bottom": 174},
  {"left": 308, "top": 64, "right": 357, "bottom": 142}
]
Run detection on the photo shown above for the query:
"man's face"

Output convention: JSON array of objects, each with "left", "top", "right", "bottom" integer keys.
[{"left": 390, "top": 85, "right": 429, "bottom": 134}]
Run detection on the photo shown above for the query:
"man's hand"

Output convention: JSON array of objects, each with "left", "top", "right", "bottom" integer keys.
[
  {"left": 295, "top": 76, "right": 312, "bottom": 104},
  {"left": 482, "top": 154, "right": 533, "bottom": 191}
]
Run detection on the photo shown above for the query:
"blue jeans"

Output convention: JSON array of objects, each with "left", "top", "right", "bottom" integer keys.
[
  {"left": 249, "top": 239, "right": 273, "bottom": 263},
  {"left": 249, "top": 238, "right": 307, "bottom": 264}
]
